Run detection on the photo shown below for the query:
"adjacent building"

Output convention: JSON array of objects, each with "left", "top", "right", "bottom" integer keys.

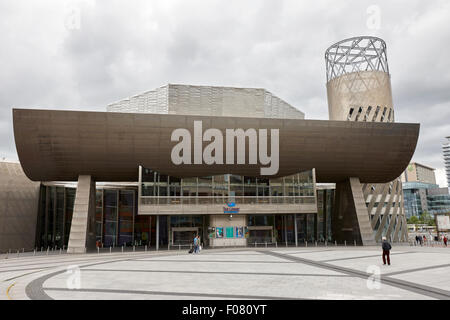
[
  {"left": 444, "top": 137, "right": 450, "bottom": 188},
  {"left": 401, "top": 162, "right": 450, "bottom": 218}
]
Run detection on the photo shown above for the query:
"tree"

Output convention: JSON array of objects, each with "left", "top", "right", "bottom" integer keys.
[
  {"left": 408, "top": 216, "right": 420, "bottom": 224},
  {"left": 419, "top": 211, "right": 435, "bottom": 226}
]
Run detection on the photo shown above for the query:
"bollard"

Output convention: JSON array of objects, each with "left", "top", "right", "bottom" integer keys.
[
  {"left": 110, "top": 246, "right": 112, "bottom": 254},
  {"left": 335, "top": 241, "right": 337, "bottom": 246},
  {"left": 60, "top": 248, "right": 62, "bottom": 255},
  {"left": 286, "top": 241, "right": 288, "bottom": 247},
  {"left": 17, "top": 250, "right": 19, "bottom": 257},
  {"left": 33, "top": 249, "right": 36, "bottom": 256},
  {"left": 121, "top": 246, "right": 124, "bottom": 253},
  {"left": 354, "top": 240, "right": 356, "bottom": 246},
  {"left": 306, "top": 241, "right": 308, "bottom": 247},
  {"left": 145, "top": 245, "right": 147, "bottom": 252},
  {"left": 22, "top": 248, "right": 25, "bottom": 253},
  {"left": 345, "top": 240, "right": 347, "bottom": 247},
  {"left": 275, "top": 242, "right": 277, "bottom": 248},
  {"left": 179, "top": 244, "right": 181, "bottom": 251},
  {"left": 325, "top": 241, "right": 327, "bottom": 247},
  {"left": 133, "top": 245, "right": 135, "bottom": 252},
  {"left": 265, "top": 242, "right": 267, "bottom": 248},
  {"left": 46, "top": 247, "right": 49, "bottom": 255},
  {"left": 97, "top": 247, "right": 100, "bottom": 255},
  {"left": 255, "top": 242, "right": 257, "bottom": 248},
  {"left": 315, "top": 241, "right": 317, "bottom": 247},
  {"left": 41, "top": 247, "right": 43, "bottom": 252},
  {"left": 168, "top": 243, "right": 170, "bottom": 251}
]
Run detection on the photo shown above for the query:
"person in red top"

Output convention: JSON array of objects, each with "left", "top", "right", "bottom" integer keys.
[{"left": 444, "top": 236, "right": 448, "bottom": 247}]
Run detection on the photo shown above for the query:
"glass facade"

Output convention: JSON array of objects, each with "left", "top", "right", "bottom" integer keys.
[
  {"left": 140, "top": 167, "right": 315, "bottom": 205},
  {"left": 36, "top": 186, "right": 137, "bottom": 249},
  {"left": 403, "top": 182, "right": 450, "bottom": 218},
  {"left": 316, "top": 188, "right": 334, "bottom": 242},
  {"left": 35, "top": 178, "right": 333, "bottom": 249}
]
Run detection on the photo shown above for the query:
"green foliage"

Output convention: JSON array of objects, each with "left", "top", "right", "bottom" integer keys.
[
  {"left": 408, "top": 211, "right": 435, "bottom": 226},
  {"left": 407, "top": 216, "right": 420, "bottom": 224}
]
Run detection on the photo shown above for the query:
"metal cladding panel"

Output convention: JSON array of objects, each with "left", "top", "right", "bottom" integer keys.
[{"left": 13, "top": 108, "right": 419, "bottom": 183}]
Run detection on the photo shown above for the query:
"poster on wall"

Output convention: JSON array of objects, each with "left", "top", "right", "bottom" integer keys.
[
  {"left": 437, "top": 215, "right": 450, "bottom": 231},
  {"left": 215, "top": 227, "right": 223, "bottom": 238},
  {"left": 226, "top": 227, "right": 234, "bottom": 238},
  {"left": 244, "top": 227, "right": 249, "bottom": 238},
  {"left": 235, "top": 227, "right": 243, "bottom": 238}
]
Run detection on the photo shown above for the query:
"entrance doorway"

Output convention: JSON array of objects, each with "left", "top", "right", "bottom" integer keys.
[
  {"left": 247, "top": 226, "right": 273, "bottom": 244},
  {"left": 171, "top": 227, "right": 200, "bottom": 246}
]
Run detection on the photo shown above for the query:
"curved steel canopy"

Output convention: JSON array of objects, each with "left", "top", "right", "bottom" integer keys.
[{"left": 13, "top": 109, "right": 419, "bottom": 183}]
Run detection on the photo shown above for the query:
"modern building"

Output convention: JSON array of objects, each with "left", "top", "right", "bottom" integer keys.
[
  {"left": 4, "top": 36, "right": 420, "bottom": 254},
  {"left": 401, "top": 162, "right": 450, "bottom": 218},
  {"left": 444, "top": 137, "right": 450, "bottom": 188},
  {"left": 401, "top": 162, "right": 437, "bottom": 185}
]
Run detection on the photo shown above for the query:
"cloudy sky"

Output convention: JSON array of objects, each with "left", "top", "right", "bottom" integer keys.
[{"left": 1, "top": 0, "right": 449, "bottom": 186}]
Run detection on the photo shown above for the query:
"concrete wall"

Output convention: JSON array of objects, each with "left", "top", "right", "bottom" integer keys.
[{"left": 0, "top": 161, "right": 40, "bottom": 252}]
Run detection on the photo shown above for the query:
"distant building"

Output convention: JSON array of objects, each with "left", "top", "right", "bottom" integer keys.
[
  {"left": 401, "top": 162, "right": 436, "bottom": 184},
  {"left": 444, "top": 137, "right": 450, "bottom": 188},
  {"left": 402, "top": 162, "right": 450, "bottom": 218}
]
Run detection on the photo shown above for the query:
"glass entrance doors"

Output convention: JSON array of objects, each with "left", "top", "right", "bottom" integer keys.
[
  {"left": 247, "top": 226, "right": 273, "bottom": 244},
  {"left": 172, "top": 227, "right": 200, "bottom": 246}
]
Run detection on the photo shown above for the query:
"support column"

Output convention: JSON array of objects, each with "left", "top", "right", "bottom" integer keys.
[
  {"left": 67, "top": 175, "right": 96, "bottom": 254},
  {"left": 156, "top": 215, "right": 159, "bottom": 251},
  {"left": 332, "top": 177, "right": 376, "bottom": 246}
]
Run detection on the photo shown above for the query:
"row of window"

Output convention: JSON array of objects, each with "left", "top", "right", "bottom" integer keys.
[{"left": 140, "top": 168, "right": 315, "bottom": 198}]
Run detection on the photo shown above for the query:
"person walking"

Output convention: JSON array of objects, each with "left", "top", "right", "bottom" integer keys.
[
  {"left": 193, "top": 233, "right": 199, "bottom": 254},
  {"left": 444, "top": 235, "right": 448, "bottom": 247},
  {"left": 382, "top": 236, "right": 392, "bottom": 266}
]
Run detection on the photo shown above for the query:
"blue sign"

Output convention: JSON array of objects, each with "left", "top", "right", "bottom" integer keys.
[{"left": 223, "top": 202, "right": 240, "bottom": 214}]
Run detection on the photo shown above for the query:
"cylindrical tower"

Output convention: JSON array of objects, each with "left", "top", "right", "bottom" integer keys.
[{"left": 325, "top": 36, "right": 408, "bottom": 243}]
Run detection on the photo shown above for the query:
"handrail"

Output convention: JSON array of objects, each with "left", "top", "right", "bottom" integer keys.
[{"left": 140, "top": 195, "right": 316, "bottom": 205}]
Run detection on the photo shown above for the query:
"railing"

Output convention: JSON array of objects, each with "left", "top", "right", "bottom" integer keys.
[{"left": 140, "top": 196, "right": 316, "bottom": 206}]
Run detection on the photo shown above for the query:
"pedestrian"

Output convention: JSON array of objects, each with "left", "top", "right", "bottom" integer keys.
[
  {"left": 198, "top": 235, "right": 202, "bottom": 252},
  {"left": 382, "top": 236, "right": 392, "bottom": 266},
  {"left": 415, "top": 235, "right": 419, "bottom": 245},
  {"left": 193, "top": 233, "right": 198, "bottom": 254},
  {"left": 444, "top": 236, "right": 448, "bottom": 247}
]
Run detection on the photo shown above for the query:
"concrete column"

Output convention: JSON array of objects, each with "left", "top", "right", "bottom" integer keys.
[
  {"left": 332, "top": 177, "right": 376, "bottom": 246},
  {"left": 67, "top": 175, "right": 96, "bottom": 254},
  {"left": 156, "top": 215, "right": 159, "bottom": 251}
]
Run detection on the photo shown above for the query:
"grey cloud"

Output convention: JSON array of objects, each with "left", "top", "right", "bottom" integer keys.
[{"left": 0, "top": 0, "right": 448, "bottom": 185}]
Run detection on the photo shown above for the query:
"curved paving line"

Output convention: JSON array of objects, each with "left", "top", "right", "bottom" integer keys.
[
  {"left": 42, "top": 287, "right": 304, "bottom": 300},
  {"left": 24, "top": 251, "right": 190, "bottom": 300},
  {"left": 263, "top": 251, "right": 450, "bottom": 300},
  {"left": 81, "top": 268, "right": 352, "bottom": 277}
]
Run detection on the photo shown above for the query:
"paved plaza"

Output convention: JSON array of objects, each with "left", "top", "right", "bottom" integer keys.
[{"left": 2, "top": 246, "right": 450, "bottom": 300}]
